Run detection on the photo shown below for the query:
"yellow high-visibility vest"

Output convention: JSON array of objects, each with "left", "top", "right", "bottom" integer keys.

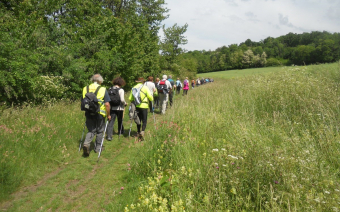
[{"left": 82, "top": 83, "right": 107, "bottom": 117}]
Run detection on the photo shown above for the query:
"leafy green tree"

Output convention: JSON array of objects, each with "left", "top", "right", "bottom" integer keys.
[
  {"left": 231, "top": 50, "right": 244, "bottom": 69},
  {"left": 0, "top": 0, "right": 169, "bottom": 104},
  {"left": 160, "top": 23, "right": 188, "bottom": 65},
  {"left": 291, "top": 45, "right": 315, "bottom": 65},
  {"left": 261, "top": 52, "right": 267, "bottom": 66},
  {"left": 242, "top": 49, "right": 254, "bottom": 68}
]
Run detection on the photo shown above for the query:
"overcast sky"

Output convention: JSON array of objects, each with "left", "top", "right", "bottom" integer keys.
[{"left": 160, "top": 0, "right": 340, "bottom": 51}]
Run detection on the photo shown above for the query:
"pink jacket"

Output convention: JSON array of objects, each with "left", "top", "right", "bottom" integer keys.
[{"left": 183, "top": 80, "right": 189, "bottom": 90}]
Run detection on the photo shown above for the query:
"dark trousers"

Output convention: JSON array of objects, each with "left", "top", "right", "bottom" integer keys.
[
  {"left": 169, "top": 92, "right": 173, "bottom": 106},
  {"left": 107, "top": 110, "right": 124, "bottom": 138},
  {"left": 176, "top": 87, "right": 181, "bottom": 95},
  {"left": 136, "top": 107, "right": 148, "bottom": 132},
  {"left": 84, "top": 113, "right": 105, "bottom": 151},
  {"left": 154, "top": 96, "right": 159, "bottom": 107},
  {"left": 149, "top": 101, "right": 154, "bottom": 112},
  {"left": 183, "top": 89, "right": 188, "bottom": 95}
]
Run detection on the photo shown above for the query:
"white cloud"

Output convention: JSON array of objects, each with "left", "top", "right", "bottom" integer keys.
[{"left": 160, "top": 0, "right": 339, "bottom": 51}]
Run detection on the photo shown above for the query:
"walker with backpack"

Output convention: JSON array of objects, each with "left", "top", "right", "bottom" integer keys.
[{"left": 157, "top": 79, "right": 168, "bottom": 94}]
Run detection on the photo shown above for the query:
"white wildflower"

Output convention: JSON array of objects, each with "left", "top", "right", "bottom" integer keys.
[{"left": 228, "top": 155, "right": 238, "bottom": 159}]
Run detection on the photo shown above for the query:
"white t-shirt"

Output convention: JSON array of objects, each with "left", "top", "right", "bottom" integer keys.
[{"left": 145, "top": 81, "right": 156, "bottom": 96}]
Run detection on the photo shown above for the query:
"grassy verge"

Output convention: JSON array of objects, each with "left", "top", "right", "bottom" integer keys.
[{"left": 0, "top": 101, "right": 83, "bottom": 200}]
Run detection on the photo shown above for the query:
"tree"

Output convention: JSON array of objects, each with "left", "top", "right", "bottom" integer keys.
[
  {"left": 242, "top": 49, "right": 254, "bottom": 68},
  {"left": 230, "top": 50, "right": 243, "bottom": 69},
  {"left": 160, "top": 23, "right": 188, "bottom": 64},
  {"left": 260, "top": 52, "right": 267, "bottom": 66}
]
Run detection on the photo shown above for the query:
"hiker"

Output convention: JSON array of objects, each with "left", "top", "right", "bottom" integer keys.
[
  {"left": 129, "top": 77, "right": 153, "bottom": 140},
  {"left": 175, "top": 78, "right": 182, "bottom": 95},
  {"left": 154, "top": 77, "right": 160, "bottom": 109},
  {"left": 183, "top": 77, "right": 189, "bottom": 95},
  {"left": 196, "top": 78, "right": 201, "bottom": 87},
  {"left": 81, "top": 74, "right": 111, "bottom": 157},
  {"left": 191, "top": 79, "right": 195, "bottom": 89},
  {"left": 145, "top": 76, "right": 156, "bottom": 112},
  {"left": 157, "top": 75, "right": 172, "bottom": 114},
  {"left": 167, "top": 75, "right": 175, "bottom": 107},
  {"left": 106, "top": 77, "right": 127, "bottom": 141}
]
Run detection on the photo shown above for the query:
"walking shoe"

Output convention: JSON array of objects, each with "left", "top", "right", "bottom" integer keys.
[
  {"left": 139, "top": 131, "right": 145, "bottom": 141},
  {"left": 107, "top": 137, "right": 112, "bottom": 141},
  {"left": 94, "top": 145, "right": 104, "bottom": 153},
  {"left": 82, "top": 145, "right": 90, "bottom": 157}
]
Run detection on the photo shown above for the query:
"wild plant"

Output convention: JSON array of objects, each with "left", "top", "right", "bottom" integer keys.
[{"left": 126, "top": 63, "right": 340, "bottom": 211}]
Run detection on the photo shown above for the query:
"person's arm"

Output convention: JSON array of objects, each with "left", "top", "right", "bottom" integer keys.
[
  {"left": 153, "top": 84, "right": 156, "bottom": 93},
  {"left": 146, "top": 88, "right": 154, "bottom": 102},
  {"left": 119, "top": 89, "right": 127, "bottom": 106},
  {"left": 105, "top": 102, "right": 111, "bottom": 121},
  {"left": 103, "top": 89, "right": 111, "bottom": 121}
]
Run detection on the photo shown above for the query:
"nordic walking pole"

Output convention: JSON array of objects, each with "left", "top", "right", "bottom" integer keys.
[
  {"left": 97, "top": 120, "right": 109, "bottom": 162},
  {"left": 78, "top": 121, "right": 86, "bottom": 152},
  {"left": 119, "top": 106, "right": 126, "bottom": 140}
]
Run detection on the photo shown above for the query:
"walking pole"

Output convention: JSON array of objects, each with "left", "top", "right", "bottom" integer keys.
[
  {"left": 119, "top": 106, "right": 126, "bottom": 140},
  {"left": 78, "top": 121, "right": 86, "bottom": 152},
  {"left": 97, "top": 120, "right": 109, "bottom": 162}
]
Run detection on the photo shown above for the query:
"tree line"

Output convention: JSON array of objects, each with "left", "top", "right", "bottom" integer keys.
[{"left": 182, "top": 31, "right": 340, "bottom": 73}]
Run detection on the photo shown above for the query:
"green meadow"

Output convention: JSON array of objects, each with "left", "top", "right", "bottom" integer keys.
[
  {"left": 198, "top": 66, "right": 286, "bottom": 79},
  {"left": 1, "top": 62, "right": 340, "bottom": 211}
]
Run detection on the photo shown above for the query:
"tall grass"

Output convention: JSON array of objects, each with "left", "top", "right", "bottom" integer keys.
[
  {"left": 198, "top": 66, "right": 285, "bottom": 79},
  {"left": 0, "top": 102, "right": 83, "bottom": 201},
  {"left": 118, "top": 62, "right": 340, "bottom": 211}
]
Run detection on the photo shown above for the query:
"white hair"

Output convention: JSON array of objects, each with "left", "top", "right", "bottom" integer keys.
[
  {"left": 91, "top": 74, "right": 104, "bottom": 84},
  {"left": 162, "top": 75, "right": 167, "bottom": 80}
]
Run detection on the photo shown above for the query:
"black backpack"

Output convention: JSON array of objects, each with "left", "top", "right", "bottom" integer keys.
[
  {"left": 158, "top": 80, "right": 168, "bottom": 94},
  {"left": 108, "top": 87, "right": 121, "bottom": 107},
  {"left": 81, "top": 86, "right": 101, "bottom": 114}
]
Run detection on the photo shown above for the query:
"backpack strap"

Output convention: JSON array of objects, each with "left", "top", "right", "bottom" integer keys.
[
  {"left": 138, "top": 84, "right": 147, "bottom": 104},
  {"left": 94, "top": 86, "right": 101, "bottom": 95},
  {"left": 140, "top": 90, "right": 147, "bottom": 103},
  {"left": 94, "top": 86, "right": 103, "bottom": 106},
  {"left": 87, "top": 85, "right": 89, "bottom": 93}
]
